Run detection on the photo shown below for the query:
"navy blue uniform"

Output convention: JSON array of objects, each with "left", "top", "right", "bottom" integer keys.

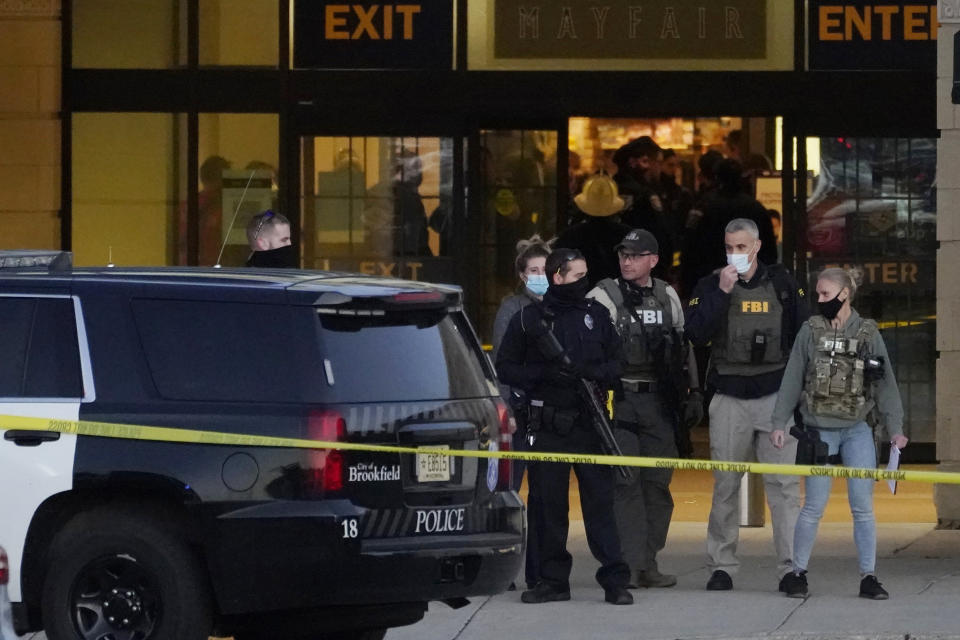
[{"left": 496, "top": 291, "right": 630, "bottom": 591}]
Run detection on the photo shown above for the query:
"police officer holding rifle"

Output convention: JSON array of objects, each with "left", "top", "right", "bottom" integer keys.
[{"left": 497, "top": 248, "right": 633, "bottom": 606}]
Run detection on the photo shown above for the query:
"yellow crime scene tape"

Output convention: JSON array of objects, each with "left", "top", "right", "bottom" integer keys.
[{"left": 3, "top": 412, "right": 960, "bottom": 485}]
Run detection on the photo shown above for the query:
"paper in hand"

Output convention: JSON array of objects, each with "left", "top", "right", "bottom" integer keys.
[{"left": 886, "top": 444, "right": 901, "bottom": 495}]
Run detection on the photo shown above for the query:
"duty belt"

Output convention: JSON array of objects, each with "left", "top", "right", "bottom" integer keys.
[{"left": 622, "top": 379, "right": 659, "bottom": 394}]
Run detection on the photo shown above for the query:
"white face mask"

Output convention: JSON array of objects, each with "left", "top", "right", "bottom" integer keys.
[{"left": 726, "top": 252, "right": 752, "bottom": 275}]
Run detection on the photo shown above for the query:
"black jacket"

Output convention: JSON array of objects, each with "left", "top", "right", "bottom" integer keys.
[
  {"left": 614, "top": 174, "right": 673, "bottom": 279},
  {"left": 685, "top": 262, "right": 810, "bottom": 398},
  {"left": 555, "top": 217, "right": 633, "bottom": 288},
  {"left": 685, "top": 190, "right": 777, "bottom": 289},
  {"left": 496, "top": 290, "right": 623, "bottom": 409}
]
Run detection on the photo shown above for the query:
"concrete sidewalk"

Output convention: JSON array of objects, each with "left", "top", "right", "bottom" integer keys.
[{"left": 387, "top": 522, "right": 960, "bottom": 640}]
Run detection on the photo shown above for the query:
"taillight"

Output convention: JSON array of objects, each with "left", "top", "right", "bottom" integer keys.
[
  {"left": 494, "top": 399, "right": 513, "bottom": 492},
  {"left": 0, "top": 547, "right": 8, "bottom": 585},
  {"left": 304, "top": 409, "right": 345, "bottom": 497}
]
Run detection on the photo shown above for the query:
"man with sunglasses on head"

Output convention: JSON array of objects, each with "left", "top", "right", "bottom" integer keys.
[
  {"left": 497, "top": 248, "right": 633, "bottom": 606},
  {"left": 245, "top": 210, "right": 296, "bottom": 268},
  {"left": 588, "top": 229, "right": 700, "bottom": 591}
]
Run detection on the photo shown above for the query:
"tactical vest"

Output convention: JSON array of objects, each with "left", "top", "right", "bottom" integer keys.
[
  {"left": 711, "top": 274, "right": 787, "bottom": 376},
  {"left": 596, "top": 277, "right": 673, "bottom": 379},
  {"left": 803, "top": 315, "right": 878, "bottom": 421}
]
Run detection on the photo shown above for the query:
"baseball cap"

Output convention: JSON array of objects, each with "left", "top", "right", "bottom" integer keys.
[{"left": 615, "top": 229, "right": 658, "bottom": 255}]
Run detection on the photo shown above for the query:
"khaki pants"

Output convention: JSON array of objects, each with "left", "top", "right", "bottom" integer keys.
[{"left": 706, "top": 392, "right": 800, "bottom": 578}]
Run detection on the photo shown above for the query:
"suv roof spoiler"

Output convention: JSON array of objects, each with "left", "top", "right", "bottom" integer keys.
[{"left": 0, "top": 250, "right": 73, "bottom": 272}]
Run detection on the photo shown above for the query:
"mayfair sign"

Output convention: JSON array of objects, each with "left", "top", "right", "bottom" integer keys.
[{"left": 494, "top": 0, "right": 767, "bottom": 59}]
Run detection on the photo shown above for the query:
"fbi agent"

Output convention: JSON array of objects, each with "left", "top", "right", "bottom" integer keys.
[
  {"left": 588, "top": 229, "right": 699, "bottom": 589},
  {"left": 685, "top": 218, "right": 808, "bottom": 592},
  {"left": 771, "top": 267, "right": 908, "bottom": 600},
  {"left": 496, "top": 248, "right": 633, "bottom": 606}
]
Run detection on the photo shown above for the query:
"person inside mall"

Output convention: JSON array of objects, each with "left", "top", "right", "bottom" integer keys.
[
  {"left": 496, "top": 248, "right": 633, "bottom": 606},
  {"left": 771, "top": 268, "right": 909, "bottom": 600}
]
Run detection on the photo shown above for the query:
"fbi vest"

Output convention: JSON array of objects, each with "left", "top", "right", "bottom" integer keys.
[
  {"left": 712, "top": 273, "right": 787, "bottom": 376},
  {"left": 596, "top": 277, "right": 673, "bottom": 379},
  {"left": 804, "top": 315, "right": 878, "bottom": 421}
]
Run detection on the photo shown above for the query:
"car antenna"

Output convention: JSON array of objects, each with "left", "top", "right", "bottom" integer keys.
[
  {"left": 214, "top": 169, "right": 255, "bottom": 269},
  {"left": 106, "top": 245, "right": 115, "bottom": 268}
]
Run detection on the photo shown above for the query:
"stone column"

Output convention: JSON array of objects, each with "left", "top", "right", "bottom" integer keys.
[
  {"left": 937, "top": 3, "right": 960, "bottom": 528},
  {"left": 0, "top": 0, "right": 61, "bottom": 250}
]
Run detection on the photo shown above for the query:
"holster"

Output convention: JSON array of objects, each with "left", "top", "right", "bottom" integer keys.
[
  {"left": 528, "top": 403, "right": 544, "bottom": 436},
  {"left": 541, "top": 405, "right": 580, "bottom": 436},
  {"left": 790, "top": 425, "right": 836, "bottom": 465}
]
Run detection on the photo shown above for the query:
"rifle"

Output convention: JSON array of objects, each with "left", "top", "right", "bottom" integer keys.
[{"left": 531, "top": 316, "right": 632, "bottom": 481}]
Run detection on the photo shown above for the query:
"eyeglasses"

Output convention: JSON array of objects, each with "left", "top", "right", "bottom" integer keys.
[
  {"left": 251, "top": 210, "right": 276, "bottom": 244},
  {"left": 618, "top": 251, "right": 654, "bottom": 262}
]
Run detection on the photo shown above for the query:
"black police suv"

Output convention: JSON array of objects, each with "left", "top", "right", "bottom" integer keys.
[{"left": 0, "top": 252, "right": 523, "bottom": 640}]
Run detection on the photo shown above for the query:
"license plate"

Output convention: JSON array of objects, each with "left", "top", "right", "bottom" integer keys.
[{"left": 416, "top": 445, "right": 451, "bottom": 482}]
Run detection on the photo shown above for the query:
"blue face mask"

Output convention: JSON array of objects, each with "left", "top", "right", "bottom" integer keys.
[{"left": 525, "top": 273, "right": 549, "bottom": 296}]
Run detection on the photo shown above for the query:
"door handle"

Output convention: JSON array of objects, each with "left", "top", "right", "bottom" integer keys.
[{"left": 4, "top": 430, "right": 61, "bottom": 446}]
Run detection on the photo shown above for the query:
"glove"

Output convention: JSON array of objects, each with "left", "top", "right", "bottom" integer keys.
[
  {"left": 544, "top": 365, "right": 580, "bottom": 388},
  {"left": 683, "top": 390, "right": 705, "bottom": 429},
  {"left": 560, "top": 360, "right": 585, "bottom": 378}
]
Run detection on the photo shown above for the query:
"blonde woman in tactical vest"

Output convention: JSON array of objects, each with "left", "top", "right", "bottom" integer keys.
[{"left": 771, "top": 268, "right": 908, "bottom": 601}]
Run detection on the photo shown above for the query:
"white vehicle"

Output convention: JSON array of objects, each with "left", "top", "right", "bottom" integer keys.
[{"left": 1, "top": 546, "right": 16, "bottom": 640}]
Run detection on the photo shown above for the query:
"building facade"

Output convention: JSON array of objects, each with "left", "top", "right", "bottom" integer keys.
[{"left": 0, "top": 1, "right": 952, "bottom": 518}]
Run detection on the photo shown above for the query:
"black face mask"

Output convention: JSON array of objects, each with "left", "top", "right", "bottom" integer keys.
[
  {"left": 246, "top": 244, "right": 297, "bottom": 269},
  {"left": 548, "top": 276, "right": 591, "bottom": 304},
  {"left": 818, "top": 292, "right": 845, "bottom": 320}
]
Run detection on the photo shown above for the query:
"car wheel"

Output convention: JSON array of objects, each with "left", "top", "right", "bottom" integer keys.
[{"left": 41, "top": 505, "right": 213, "bottom": 640}]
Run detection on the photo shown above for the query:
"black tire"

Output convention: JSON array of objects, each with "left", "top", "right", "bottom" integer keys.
[{"left": 41, "top": 504, "right": 213, "bottom": 640}]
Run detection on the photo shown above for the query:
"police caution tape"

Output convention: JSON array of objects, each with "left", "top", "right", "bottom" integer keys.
[{"left": 3, "top": 413, "right": 959, "bottom": 485}]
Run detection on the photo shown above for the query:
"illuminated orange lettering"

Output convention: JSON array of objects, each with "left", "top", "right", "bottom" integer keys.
[
  {"left": 352, "top": 5, "right": 379, "bottom": 40},
  {"left": 396, "top": 5, "right": 421, "bottom": 40},
  {"left": 903, "top": 5, "right": 928, "bottom": 40},
  {"left": 874, "top": 5, "right": 899, "bottom": 40},
  {"left": 844, "top": 6, "right": 871, "bottom": 40},
  {"left": 882, "top": 262, "right": 897, "bottom": 284},
  {"left": 902, "top": 263, "right": 918, "bottom": 284},
  {"left": 864, "top": 263, "right": 880, "bottom": 283},
  {"left": 325, "top": 5, "right": 350, "bottom": 40},
  {"left": 819, "top": 6, "right": 843, "bottom": 41},
  {"left": 383, "top": 4, "right": 394, "bottom": 39},
  {"left": 359, "top": 261, "right": 377, "bottom": 275},
  {"left": 407, "top": 262, "right": 423, "bottom": 280},
  {"left": 378, "top": 262, "right": 397, "bottom": 276}
]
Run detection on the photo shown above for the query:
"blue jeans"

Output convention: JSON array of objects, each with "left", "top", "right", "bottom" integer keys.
[{"left": 793, "top": 421, "right": 877, "bottom": 576}]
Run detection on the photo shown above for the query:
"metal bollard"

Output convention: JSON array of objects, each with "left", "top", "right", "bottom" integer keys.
[{"left": 739, "top": 472, "right": 765, "bottom": 527}]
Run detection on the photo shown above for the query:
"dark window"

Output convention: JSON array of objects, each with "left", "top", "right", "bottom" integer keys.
[
  {"left": 316, "top": 310, "right": 493, "bottom": 403},
  {"left": 0, "top": 297, "right": 83, "bottom": 398},
  {"left": 807, "top": 137, "right": 937, "bottom": 442},
  {"left": 133, "top": 299, "right": 299, "bottom": 402}
]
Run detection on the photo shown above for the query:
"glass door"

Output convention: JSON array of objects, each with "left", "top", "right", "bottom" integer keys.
[
  {"left": 803, "top": 136, "right": 937, "bottom": 447},
  {"left": 300, "top": 135, "right": 457, "bottom": 283},
  {"left": 475, "top": 129, "right": 559, "bottom": 342}
]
